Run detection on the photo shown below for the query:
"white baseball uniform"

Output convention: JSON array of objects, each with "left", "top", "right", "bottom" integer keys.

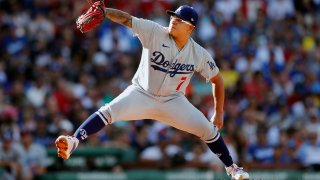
[{"left": 98, "top": 17, "right": 220, "bottom": 143}]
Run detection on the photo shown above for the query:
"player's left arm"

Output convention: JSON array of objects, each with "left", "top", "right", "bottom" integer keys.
[
  {"left": 105, "top": 8, "right": 132, "bottom": 28},
  {"left": 210, "top": 73, "right": 225, "bottom": 129}
]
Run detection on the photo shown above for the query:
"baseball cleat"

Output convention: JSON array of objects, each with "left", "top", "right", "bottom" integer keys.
[
  {"left": 55, "top": 135, "right": 79, "bottom": 160},
  {"left": 226, "top": 164, "right": 250, "bottom": 180}
]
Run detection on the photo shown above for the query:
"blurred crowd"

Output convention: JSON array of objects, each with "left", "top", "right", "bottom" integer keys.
[{"left": 1, "top": 0, "right": 320, "bottom": 179}]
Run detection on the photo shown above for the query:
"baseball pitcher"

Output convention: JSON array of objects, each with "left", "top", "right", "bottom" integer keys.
[{"left": 55, "top": 1, "right": 249, "bottom": 179}]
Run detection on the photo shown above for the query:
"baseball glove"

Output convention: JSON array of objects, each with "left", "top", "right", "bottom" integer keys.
[{"left": 76, "top": 0, "right": 106, "bottom": 33}]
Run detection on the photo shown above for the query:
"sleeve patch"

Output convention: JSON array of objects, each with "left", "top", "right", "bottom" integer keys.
[{"left": 207, "top": 61, "right": 216, "bottom": 70}]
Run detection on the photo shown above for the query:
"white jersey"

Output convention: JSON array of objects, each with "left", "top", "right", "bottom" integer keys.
[{"left": 131, "top": 17, "right": 219, "bottom": 96}]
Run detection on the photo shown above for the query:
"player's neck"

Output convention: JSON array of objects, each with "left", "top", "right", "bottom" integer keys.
[{"left": 172, "top": 36, "right": 189, "bottom": 50}]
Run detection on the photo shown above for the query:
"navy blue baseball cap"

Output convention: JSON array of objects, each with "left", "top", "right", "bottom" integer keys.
[{"left": 167, "top": 5, "right": 198, "bottom": 26}]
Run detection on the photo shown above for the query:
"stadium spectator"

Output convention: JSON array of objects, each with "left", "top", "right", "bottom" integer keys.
[
  {"left": 0, "top": 130, "right": 22, "bottom": 180},
  {"left": 297, "top": 131, "right": 320, "bottom": 171},
  {"left": 246, "top": 126, "right": 274, "bottom": 165},
  {"left": 17, "top": 129, "right": 48, "bottom": 180}
]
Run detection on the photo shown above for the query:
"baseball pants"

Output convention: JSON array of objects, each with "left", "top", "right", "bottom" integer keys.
[{"left": 98, "top": 84, "right": 219, "bottom": 143}]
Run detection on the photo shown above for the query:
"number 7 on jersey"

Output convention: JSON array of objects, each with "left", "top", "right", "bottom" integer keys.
[{"left": 176, "top": 76, "right": 187, "bottom": 91}]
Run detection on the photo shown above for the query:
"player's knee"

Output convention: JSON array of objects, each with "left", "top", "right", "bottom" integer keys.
[
  {"left": 203, "top": 132, "right": 220, "bottom": 143},
  {"left": 200, "top": 125, "right": 219, "bottom": 143},
  {"left": 98, "top": 105, "right": 112, "bottom": 124}
]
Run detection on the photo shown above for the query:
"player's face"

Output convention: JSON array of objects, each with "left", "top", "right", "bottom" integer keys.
[{"left": 168, "top": 16, "right": 195, "bottom": 37}]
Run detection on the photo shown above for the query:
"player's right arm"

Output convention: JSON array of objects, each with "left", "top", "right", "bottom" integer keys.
[{"left": 105, "top": 8, "right": 132, "bottom": 28}]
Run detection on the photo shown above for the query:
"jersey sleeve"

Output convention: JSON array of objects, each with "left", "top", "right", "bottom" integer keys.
[
  {"left": 132, "top": 17, "right": 159, "bottom": 48},
  {"left": 198, "top": 51, "right": 219, "bottom": 82}
]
